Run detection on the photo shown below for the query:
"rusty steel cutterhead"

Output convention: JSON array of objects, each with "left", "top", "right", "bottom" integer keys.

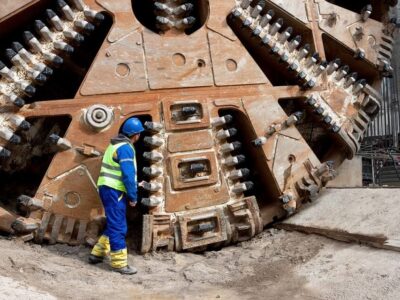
[{"left": 0, "top": 0, "right": 397, "bottom": 252}]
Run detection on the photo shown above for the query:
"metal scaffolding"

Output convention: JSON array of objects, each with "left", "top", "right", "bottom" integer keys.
[{"left": 361, "top": 5, "right": 400, "bottom": 186}]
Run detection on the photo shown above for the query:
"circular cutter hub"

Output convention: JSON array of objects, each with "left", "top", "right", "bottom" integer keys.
[{"left": 0, "top": 0, "right": 397, "bottom": 252}]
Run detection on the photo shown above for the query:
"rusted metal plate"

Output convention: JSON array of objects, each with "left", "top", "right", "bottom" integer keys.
[
  {"left": 165, "top": 174, "right": 230, "bottom": 213},
  {"left": 36, "top": 166, "right": 103, "bottom": 220},
  {"left": 96, "top": 0, "right": 140, "bottom": 43},
  {"left": 167, "top": 130, "right": 213, "bottom": 153},
  {"left": 317, "top": 0, "right": 387, "bottom": 65},
  {"left": 272, "top": 135, "right": 320, "bottom": 192},
  {"left": 143, "top": 29, "right": 214, "bottom": 89},
  {"left": 0, "top": 0, "right": 37, "bottom": 20},
  {"left": 206, "top": 0, "right": 237, "bottom": 41},
  {"left": 270, "top": 0, "right": 309, "bottom": 24},
  {"left": 208, "top": 31, "right": 271, "bottom": 87},
  {"left": 80, "top": 31, "right": 148, "bottom": 95}
]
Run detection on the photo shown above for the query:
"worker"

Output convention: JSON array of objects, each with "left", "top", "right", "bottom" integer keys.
[{"left": 88, "top": 117, "right": 144, "bottom": 275}]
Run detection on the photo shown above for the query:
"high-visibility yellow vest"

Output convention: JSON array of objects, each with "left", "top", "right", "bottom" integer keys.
[{"left": 97, "top": 142, "right": 136, "bottom": 193}]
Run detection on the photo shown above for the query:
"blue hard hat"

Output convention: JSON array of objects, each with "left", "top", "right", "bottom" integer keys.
[{"left": 121, "top": 117, "right": 144, "bottom": 137}]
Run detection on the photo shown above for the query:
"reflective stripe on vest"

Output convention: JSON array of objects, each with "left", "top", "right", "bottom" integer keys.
[{"left": 97, "top": 142, "right": 136, "bottom": 192}]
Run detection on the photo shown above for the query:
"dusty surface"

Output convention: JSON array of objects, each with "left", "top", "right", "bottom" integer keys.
[
  {"left": 279, "top": 188, "right": 400, "bottom": 251},
  {"left": 1, "top": 229, "right": 400, "bottom": 300}
]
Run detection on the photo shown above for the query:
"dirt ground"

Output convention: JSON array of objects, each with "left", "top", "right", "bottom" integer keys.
[{"left": 1, "top": 229, "right": 400, "bottom": 300}]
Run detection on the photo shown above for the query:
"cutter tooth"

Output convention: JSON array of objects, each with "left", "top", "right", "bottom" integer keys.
[
  {"left": 144, "top": 121, "right": 163, "bottom": 133},
  {"left": 250, "top": 1, "right": 266, "bottom": 18},
  {"left": 141, "top": 181, "right": 163, "bottom": 192},
  {"left": 63, "top": 30, "right": 85, "bottom": 44},
  {"left": 305, "top": 52, "right": 319, "bottom": 68},
  {"left": 23, "top": 31, "right": 43, "bottom": 53},
  {"left": 353, "top": 79, "right": 367, "bottom": 94},
  {"left": 144, "top": 136, "right": 164, "bottom": 147},
  {"left": 228, "top": 168, "right": 250, "bottom": 180},
  {"left": 29, "top": 70, "right": 48, "bottom": 85},
  {"left": 0, "top": 127, "right": 21, "bottom": 144},
  {"left": 11, "top": 42, "right": 35, "bottom": 65},
  {"left": 84, "top": 9, "right": 105, "bottom": 23},
  {"left": 74, "top": 20, "right": 95, "bottom": 33},
  {"left": 0, "top": 146, "right": 11, "bottom": 158},
  {"left": 211, "top": 115, "right": 233, "bottom": 127},
  {"left": 57, "top": 0, "right": 75, "bottom": 21},
  {"left": 326, "top": 58, "right": 341, "bottom": 75},
  {"left": 0, "top": 60, "right": 18, "bottom": 81},
  {"left": 143, "top": 166, "right": 163, "bottom": 178},
  {"left": 303, "top": 78, "right": 316, "bottom": 90},
  {"left": 284, "top": 111, "right": 304, "bottom": 127},
  {"left": 298, "top": 44, "right": 310, "bottom": 60},
  {"left": 18, "top": 195, "right": 44, "bottom": 212},
  {"left": 5, "top": 48, "right": 27, "bottom": 68},
  {"left": 175, "top": 16, "right": 196, "bottom": 29},
  {"left": 53, "top": 41, "right": 75, "bottom": 54},
  {"left": 15, "top": 81, "right": 36, "bottom": 97},
  {"left": 4, "top": 49, "right": 47, "bottom": 84},
  {"left": 154, "top": 2, "right": 173, "bottom": 14},
  {"left": 243, "top": 17, "right": 253, "bottom": 27},
  {"left": 216, "top": 128, "right": 238, "bottom": 140},
  {"left": 0, "top": 84, "right": 25, "bottom": 107},
  {"left": 279, "top": 27, "right": 293, "bottom": 44},
  {"left": 12, "top": 218, "right": 39, "bottom": 234},
  {"left": 288, "top": 35, "right": 301, "bottom": 52},
  {"left": 34, "top": 20, "right": 54, "bottom": 42},
  {"left": 156, "top": 16, "right": 173, "bottom": 30},
  {"left": 143, "top": 151, "right": 163, "bottom": 162},
  {"left": 261, "top": 34, "right": 271, "bottom": 45},
  {"left": 323, "top": 116, "right": 333, "bottom": 125},
  {"left": 8, "top": 115, "right": 31, "bottom": 130},
  {"left": 222, "top": 155, "right": 246, "bottom": 167},
  {"left": 269, "top": 18, "right": 283, "bottom": 36},
  {"left": 173, "top": 3, "right": 194, "bottom": 15},
  {"left": 240, "top": 0, "right": 252, "bottom": 9},
  {"left": 43, "top": 52, "right": 64, "bottom": 67},
  {"left": 287, "top": 61, "right": 300, "bottom": 72},
  {"left": 49, "top": 134, "right": 72, "bottom": 150},
  {"left": 361, "top": 4, "right": 372, "bottom": 22},
  {"left": 335, "top": 65, "right": 349, "bottom": 81},
  {"left": 45, "top": 9, "right": 64, "bottom": 31},
  {"left": 344, "top": 72, "right": 358, "bottom": 88},
  {"left": 32, "top": 62, "right": 53, "bottom": 77},
  {"left": 232, "top": 181, "right": 254, "bottom": 194},
  {"left": 70, "top": 0, "right": 85, "bottom": 11},
  {"left": 232, "top": 7, "right": 243, "bottom": 18},
  {"left": 252, "top": 25, "right": 263, "bottom": 36},
  {"left": 313, "top": 61, "right": 328, "bottom": 76},
  {"left": 259, "top": 9, "right": 275, "bottom": 27},
  {"left": 251, "top": 136, "right": 268, "bottom": 147},
  {"left": 354, "top": 48, "right": 366, "bottom": 59},
  {"left": 141, "top": 196, "right": 163, "bottom": 207},
  {"left": 6, "top": 94, "right": 26, "bottom": 108},
  {"left": 331, "top": 124, "right": 341, "bottom": 133},
  {"left": 220, "top": 141, "right": 242, "bottom": 153}
]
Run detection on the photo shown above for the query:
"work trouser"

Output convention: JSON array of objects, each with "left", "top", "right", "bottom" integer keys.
[{"left": 91, "top": 186, "right": 129, "bottom": 269}]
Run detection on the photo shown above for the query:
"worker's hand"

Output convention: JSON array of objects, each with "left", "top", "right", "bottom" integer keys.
[{"left": 129, "top": 201, "right": 137, "bottom": 207}]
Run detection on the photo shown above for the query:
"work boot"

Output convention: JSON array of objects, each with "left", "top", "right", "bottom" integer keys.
[
  {"left": 112, "top": 265, "right": 137, "bottom": 275},
  {"left": 88, "top": 254, "right": 104, "bottom": 264}
]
